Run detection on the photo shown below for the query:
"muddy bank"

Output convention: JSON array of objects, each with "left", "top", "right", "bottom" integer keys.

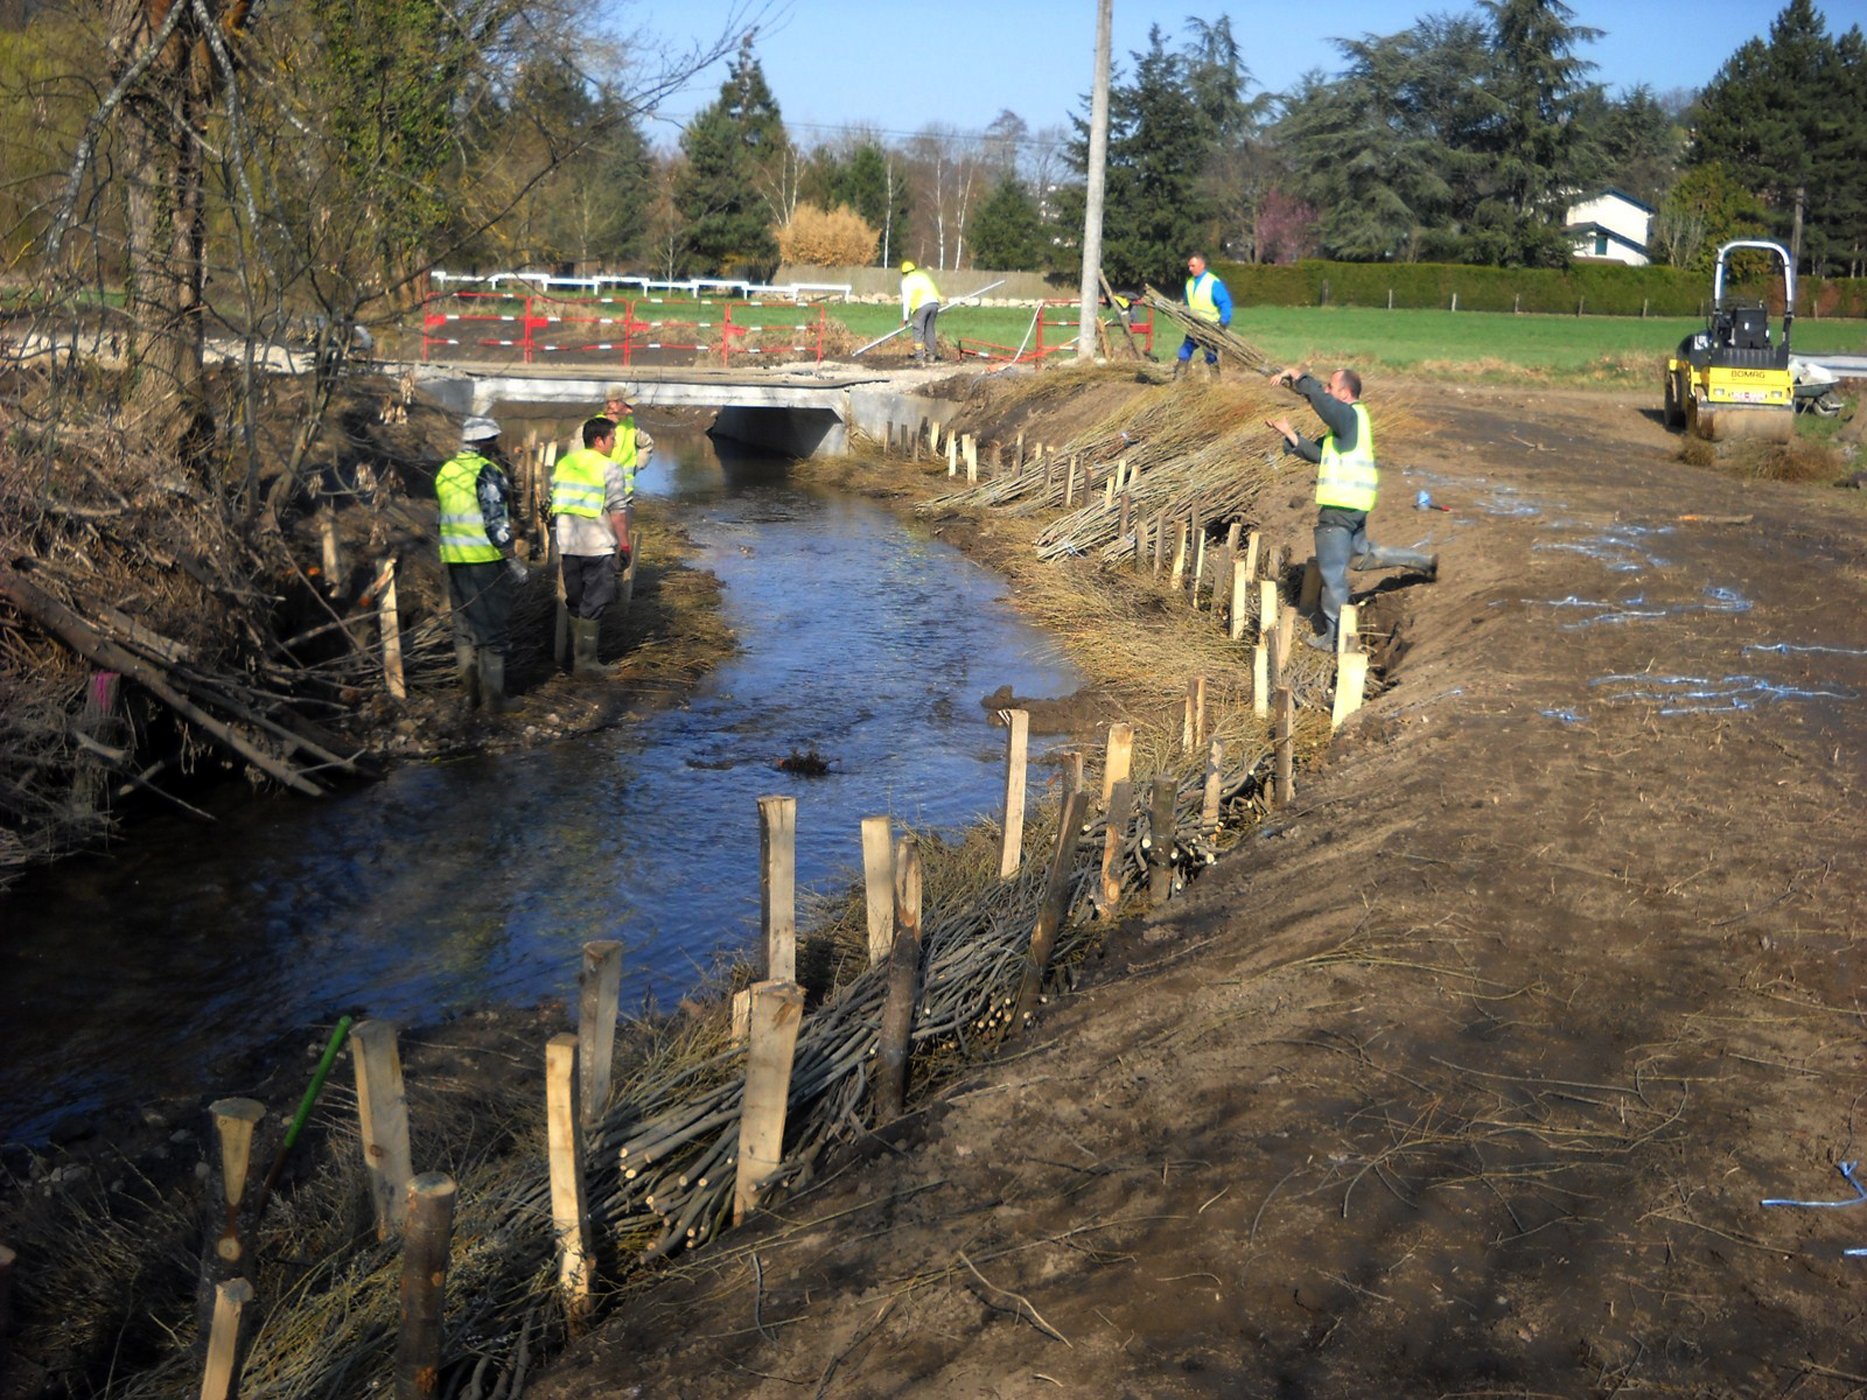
[{"left": 526, "top": 381, "right": 1867, "bottom": 1398}]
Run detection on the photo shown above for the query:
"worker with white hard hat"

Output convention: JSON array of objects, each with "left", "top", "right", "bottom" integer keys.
[{"left": 435, "top": 415, "right": 527, "bottom": 711}]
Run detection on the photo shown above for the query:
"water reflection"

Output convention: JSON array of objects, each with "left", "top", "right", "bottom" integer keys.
[{"left": 0, "top": 421, "right": 1080, "bottom": 1142}]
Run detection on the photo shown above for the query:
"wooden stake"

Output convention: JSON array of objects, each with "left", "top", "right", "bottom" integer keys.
[
  {"left": 998, "top": 709, "right": 1030, "bottom": 878},
  {"left": 1170, "top": 521, "right": 1188, "bottom": 588},
  {"left": 735, "top": 980, "right": 806, "bottom": 1223},
  {"left": 861, "top": 816, "right": 895, "bottom": 966},
  {"left": 1097, "top": 779, "right": 1133, "bottom": 915},
  {"left": 1118, "top": 490, "right": 1133, "bottom": 555},
  {"left": 577, "top": 940, "right": 623, "bottom": 1129},
  {"left": 1152, "top": 511, "right": 1167, "bottom": 574},
  {"left": 1064, "top": 456, "right": 1076, "bottom": 507},
  {"left": 729, "top": 988, "right": 752, "bottom": 1048},
  {"left": 1014, "top": 788, "right": 1091, "bottom": 1028},
  {"left": 351, "top": 1020, "right": 412, "bottom": 1239},
  {"left": 544, "top": 1035, "right": 593, "bottom": 1327},
  {"left": 1064, "top": 748, "right": 1085, "bottom": 795},
  {"left": 393, "top": 1173, "right": 457, "bottom": 1400},
  {"left": 318, "top": 508, "right": 341, "bottom": 595},
  {"left": 1191, "top": 529, "right": 1207, "bottom": 600},
  {"left": 1273, "top": 686, "right": 1295, "bottom": 807},
  {"left": 1101, "top": 722, "right": 1134, "bottom": 808},
  {"left": 757, "top": 795, "right": 797, "bottom": 983},
  {"left": 946, "top": 435, "right": 958, "bottom": 477},
  {"left": 207, "top": 1098, "right": 265, "bottom": 1270},
  {"left": 1298, "top": 557, "right": 1321, "bottom": 612},
  {"left": 963, "top": 433, "right": 978, "bottom": 480},
  {"left": 1230, "top": 556, "right": 1252, "bottom": 641},
  {"left": 198, "top": 1277, "right": 254, "bottom": 1400},
  {"left": 1148, "top": 775, "right": 1176, "bottom": 905},
  {"left": 1202, "top": 739, "right": 1223, "bottom": 835},
  {"left": 1259, "top": 578, "right": 1278, "bottom": 636},
  {"left": 873, "top": 836, "right": 923, "bottom": 1123},
  {"left": 1242, "top": 530, "right": 1260, "bottom": 589},
  {"left": 1014, "top": 429, "right": 1025, "bottom": 470},
  {"left": 1187, "top": 675, "right": 1207, "bottom": 750},
  {"left": 379, "top": 560, "right": 405, "bottom": 700},
  {"left": 1332, "top": 651, "right": 1370, "bottom": 731},
  {"left": 1338, "top": 601, "right": 1360, "bottom": 655}
]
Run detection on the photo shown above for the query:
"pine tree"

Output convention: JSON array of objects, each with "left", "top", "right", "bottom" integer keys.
[
  {"left": 1465, "top": 0, "right": 1602, "bottom": 266},
  {"left": 970, "top": 175, "right": 1045, "bottom": 270},
  {"left": 673, "top": 36, "right": 787, "bottom": 277}
]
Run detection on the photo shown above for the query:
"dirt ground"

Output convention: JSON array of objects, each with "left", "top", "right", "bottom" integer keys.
[{"left": 528, "top": 385, "right": 1867, "bottom": 1397}]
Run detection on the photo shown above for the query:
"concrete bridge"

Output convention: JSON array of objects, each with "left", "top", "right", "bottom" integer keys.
[{"left": 411, "top": 360, "right": 966, "bottom": 457}]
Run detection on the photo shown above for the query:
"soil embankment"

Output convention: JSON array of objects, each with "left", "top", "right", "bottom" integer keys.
[{"left": 531, "top": 384, "right": 1867, "bottom": 1395}]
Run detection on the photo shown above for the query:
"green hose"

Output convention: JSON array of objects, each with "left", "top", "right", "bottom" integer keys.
[{"left": 254, "top": 1013, "right": 355, "bottom": 1222}]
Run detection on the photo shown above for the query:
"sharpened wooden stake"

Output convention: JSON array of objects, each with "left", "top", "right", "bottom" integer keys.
[
  {"left": 1098, "top": 779, "right": 1133, "bottom": 915},
  {"left": 351, "top": 1021, "right": 412, "bottom": 1239},
  {"left": 1148, "top": 775, "right": 1176, "bottom": 905},
  {"left": 1332, "top": 651, "right": 1370, "bottom": 731},
  {"left": 998, "top": 709, "right": 1030, "bottom": 877},
  {"left": 1202, "top": 739, "right": 1223, "bottom": 835},
  {"left": 1014, "top": 788, "right": 1092, "bottom": 1028},
  {"left": 1274, "top": 686, "right": 1295, "bottom": 808},
  {"left": 873, "top": 836, "right": 924, "bottom": 1123},
  {"left": 577, "top": 940, "right": 623, "bottom": 1129},
  {"left": 393, "top": 1173, "right": 457, "bottom": 1400},
  {"left": 735, "top": 980, "right": 805, "bottom": 1224},
  {"left": 1101, "top": 722, "right": 1134, "bottom": 808},
  {"left": 861, "top": 816, "right": 895, "bottom": 966},
  {"left": 198, "top": 1277, "right": 253, "bottom": 1400},
  {"left": 545, "top": 1035, "right": 594, "bottom": 1327},
  {"left": 757, "top": 795, "right": 797, "bottom": 983}
]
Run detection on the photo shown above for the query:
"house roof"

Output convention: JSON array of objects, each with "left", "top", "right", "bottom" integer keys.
[
  {"left": 1565, "top": 220, "right": 1650, "bottom": 255},
  {"left": 1569, "top": 186, "right": 1657, "bottom": 215}
]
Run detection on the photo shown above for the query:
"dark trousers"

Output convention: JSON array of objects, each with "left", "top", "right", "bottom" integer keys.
[
  {"left": 561, "top": 553, "right": 617, "bottom": 620},
  {"left": 445, "top": 560, "right": 512, "bottom": 655}
]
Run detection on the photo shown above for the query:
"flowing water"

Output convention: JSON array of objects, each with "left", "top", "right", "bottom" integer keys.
[{"left": 0, "top": 421, "right": 1081, "bottom": 1144}]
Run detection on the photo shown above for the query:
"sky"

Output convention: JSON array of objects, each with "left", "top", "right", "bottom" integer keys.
[{"left": 627, "top": 0, "right": 1867, "bottom": 147}]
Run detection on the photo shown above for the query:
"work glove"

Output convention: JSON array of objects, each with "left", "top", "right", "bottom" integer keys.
[
  {"left": 505, "top": 557, "right": 530, "bottom": 584},
  {"left": 613, "top": 546, "right": 631, "bottom": 574}
]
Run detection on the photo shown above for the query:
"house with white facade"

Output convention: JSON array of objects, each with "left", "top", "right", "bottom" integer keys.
[{"left": 1564, "top": 188, "right": 1655, "bottom": 266}]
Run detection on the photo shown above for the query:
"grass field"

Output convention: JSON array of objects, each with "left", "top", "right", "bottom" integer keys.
[{"left": 822, "top": 300, "right": 1867, "bottom": 388}]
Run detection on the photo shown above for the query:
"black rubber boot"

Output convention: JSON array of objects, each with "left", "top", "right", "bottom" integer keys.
[
  {"left": 572, "top": 618, "right": 606, "bottom": 677},
  {"left": 479, "top": 650, "right": 507, "bottom": 715}
]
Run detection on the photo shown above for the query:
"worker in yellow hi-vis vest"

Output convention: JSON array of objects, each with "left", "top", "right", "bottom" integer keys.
[
  {"left": 1267, "top": 366, "right": 1439, "bottom": 651},
  {"left": 435, "top": 415, "right": 527, "bottom": 710},
  {"left": 900, "top": 260, "right": 942, "bottom": 363}
]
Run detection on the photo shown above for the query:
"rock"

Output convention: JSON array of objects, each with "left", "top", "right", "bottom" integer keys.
[
  {"left": 48, "top": 1114, "right": 97, "bottom": 1146},
  {"left": 140, "top": 1107, "right": 171, "bottom": 1130},
  {"left": 49, "top": 1163, "right": 91, "bottom": 1189}
]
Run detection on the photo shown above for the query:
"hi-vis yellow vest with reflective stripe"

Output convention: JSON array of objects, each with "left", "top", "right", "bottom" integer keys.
[
  {"left": 1185, "top": 271, "right": 1220, "bottom": 323},
  {"left": 903, "top": 269, "right": 940, "bottom": 313},
  {"left": 1315, "top": 403, "right": 1379, "bottom": 512},
  {"left": 436, "top": 451, "right": 502, "bottom": 563},
  {"left": 582, "top": 417, "right": 638, "bottom": 493},
  {"left": 552, "top": 447, "right": 610, "bottom": 519}
]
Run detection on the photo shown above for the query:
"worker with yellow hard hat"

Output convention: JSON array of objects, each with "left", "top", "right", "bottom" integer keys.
[{"left": 900, "top": 259, "right": 942, "bottom": 363}]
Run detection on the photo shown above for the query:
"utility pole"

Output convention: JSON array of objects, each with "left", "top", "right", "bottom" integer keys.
[{"left": 1076, "top": 0, "right": 1112, "bottom": 361}]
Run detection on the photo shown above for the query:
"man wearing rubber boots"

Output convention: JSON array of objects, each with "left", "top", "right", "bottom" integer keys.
[
  {"left": 435, "top": 416, "right": 527, "bottom": 710},
  {"left": 551, "top": 415, "right": 631, "bottom": 676},
  {"left": 1267, "top": 367, "right": 1437, "bottom": 651},
  {"left": 900, "top": 260, "right": 942, "bottom": 362}
]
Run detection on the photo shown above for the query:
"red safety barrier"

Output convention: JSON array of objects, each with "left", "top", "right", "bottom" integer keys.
[
  {"left": 953, "top": 299, "right": 1154, "bottom": 365},
  {"left": 422, "top": 289, "right": 827, "bottom": 367}
]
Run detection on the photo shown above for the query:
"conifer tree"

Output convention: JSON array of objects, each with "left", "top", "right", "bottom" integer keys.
[{"left": 674, "top": 35, "right": 787, "bottom": 276}]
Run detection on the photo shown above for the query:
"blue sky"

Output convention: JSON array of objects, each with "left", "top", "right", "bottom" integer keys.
[{"left": 630, "top": 0, "right": 1867, "bottom": 146}]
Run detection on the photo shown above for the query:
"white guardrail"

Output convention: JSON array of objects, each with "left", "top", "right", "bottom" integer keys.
[{"left": 428, "top": 271, "right": 854, "bottom": 303}]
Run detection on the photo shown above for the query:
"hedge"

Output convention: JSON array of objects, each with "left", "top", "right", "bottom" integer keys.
[{"left": 1212, "top": 258, "right": 1867, "bottom": 319}]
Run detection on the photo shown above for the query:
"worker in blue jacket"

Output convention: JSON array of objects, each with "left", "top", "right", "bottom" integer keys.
[{"left": 1175, "top": 253, "right": 1232, "bottom": 378}]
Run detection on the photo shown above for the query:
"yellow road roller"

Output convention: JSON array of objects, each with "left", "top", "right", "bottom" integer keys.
[{"left": 1663, "top": 239, "right": 1796, "bottom": 443}]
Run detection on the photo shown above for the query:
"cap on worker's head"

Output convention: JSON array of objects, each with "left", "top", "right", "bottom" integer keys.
[
  {"left": 900, "top": 259, "right": 916, "bottom": 273},
  {"left": 461, "top": 415, "right": 501, "bottom": 445}
]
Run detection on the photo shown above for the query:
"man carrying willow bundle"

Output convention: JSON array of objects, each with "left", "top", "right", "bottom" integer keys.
[{"left": 1267, "top": 366, "right": 1438, "bottom": 651}]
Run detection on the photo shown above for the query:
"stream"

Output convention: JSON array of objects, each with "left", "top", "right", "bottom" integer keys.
[{"left": 0, "top": 420, "right": 1082, "bottom": 1145}]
